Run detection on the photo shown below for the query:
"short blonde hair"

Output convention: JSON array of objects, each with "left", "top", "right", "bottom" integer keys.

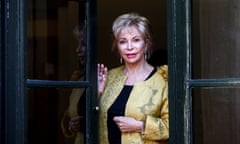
[
  {"left": 112, "top": 12, "right": 152, "bottom": 53},
  {"left": 73, "top": 22, "right": 86, "bottom": 46}
]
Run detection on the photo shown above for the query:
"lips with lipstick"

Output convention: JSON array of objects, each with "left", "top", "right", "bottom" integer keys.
[{"left": 126, "top": 53, "right": 137, "bottom": 58}]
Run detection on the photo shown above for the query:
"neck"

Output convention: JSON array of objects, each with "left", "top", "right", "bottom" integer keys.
[
  {"left": 123, "top": 61, "right": 153, "bottom": 85},
  {"left": 124, "top": 61, "right": 151, "bottom": 74}
]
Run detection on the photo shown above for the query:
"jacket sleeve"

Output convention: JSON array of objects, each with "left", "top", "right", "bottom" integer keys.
[
  {"left": 61, "top": 110, "right": 76, "bottom": 138},
  {"left": 142, "top": 78, "right": 169, "bottom": 141}
]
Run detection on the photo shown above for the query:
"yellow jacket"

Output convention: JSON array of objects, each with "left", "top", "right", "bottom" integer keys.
[
  {"left": 61, "top": 70, "right": 85, "bottom": 144},
  {"left": 99, "top": 65, "right": 169, "bottom": 144}
]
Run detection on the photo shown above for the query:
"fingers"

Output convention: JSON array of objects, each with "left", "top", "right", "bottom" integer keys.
[
  {"left": 98, "top": 63, "right": 108, "bottom": 73},
  {"left": 69, "top": 121, "right": 80, "bottom": 132},
  {"left": 69, "top": 120, "right": 79, "bottom": 132},
  {"left": 98, "top": 64, "right": 108, "bottom": 78},
  {"left": 69, "top": 116, "right": 83, "bottom": 132},
  {"left": 98, "top": 63, "right": 108, "bottom": 97},
  {"left": 71, "top": 115, "right": 83, "bottom": 122},
  {"left": 113, "top": 116, "right": 125, "bottom": 131},
  {"left": 116, "top": 120, "right": 128, "bottom": 133},
  {"left": 113, "top": 116, "right": 123, "bottom": 122}
]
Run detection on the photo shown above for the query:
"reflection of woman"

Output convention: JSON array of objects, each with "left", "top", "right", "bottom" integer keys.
[
  {"left": 98, "top": 13, "right": 169, "bottom": 144},
  {"left": 61, "top": 24, "right": 86, "bottom": 144}
]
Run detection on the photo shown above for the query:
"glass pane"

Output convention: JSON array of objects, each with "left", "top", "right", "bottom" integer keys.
[
  {"left": 192, "top": 0, "right": 240, "bottom": 79},
  {"left": 28, "top": 87, "right": 86, "bottom": 144},
  {"left": 193, "top": 88, "right": 240, "bottom": 144},
  {"left": 28, "top": 0, "right": 86, "bottom": 81}
]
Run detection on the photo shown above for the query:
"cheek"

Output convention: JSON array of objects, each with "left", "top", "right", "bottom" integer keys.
[
  {"left": 118, "top": 48, "right": 125, "bottom": 56},
  {"left": 117, "top": 43, "right": 127, "bottom": 49},
  {"left": 117, "top": 44, "right": 127, "bottom": 55},
  {"left": 134, "top": 42, "right": 146, "bottom": 51}
]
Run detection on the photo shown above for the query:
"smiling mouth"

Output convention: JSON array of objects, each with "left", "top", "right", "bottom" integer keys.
[{"left": 126, "top": 54, "right": 136, "bottom": 58}]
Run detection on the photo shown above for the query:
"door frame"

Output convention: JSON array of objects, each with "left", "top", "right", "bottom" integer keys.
[
  {"left": 167, "top": 0, "right": 190, "bottom": 143},
  {"left": 1, "top": 0, "right": 28, "bottom": 143}
]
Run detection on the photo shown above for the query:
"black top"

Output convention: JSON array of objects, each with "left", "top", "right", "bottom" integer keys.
[
  {"left": 78, "top": 90, "right": 86, "bottom": 142},
  {"left": 107, "top": 67, "right": 157, "bottom": 144}
]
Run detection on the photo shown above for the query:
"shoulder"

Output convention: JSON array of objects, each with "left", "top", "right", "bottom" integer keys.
[
  {"left": 108, "top": 65, "right": 124, "bottom": 76},
  {"left": 105, "top": 66, "right": 125, "bottom": 84},
  {"left": 156, "top": 65, "right": 168, "bottom": 81},
  {"left": 70, "top": 70, "right": 81, "bottom": 81}
]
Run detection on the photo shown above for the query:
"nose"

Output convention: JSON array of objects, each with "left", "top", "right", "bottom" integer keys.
[
  {"left": 76, "top": 44, "right": 81, "bottom": 53},
  {"left": 127, "top": 41, "right": 133, "bottom": 50}
]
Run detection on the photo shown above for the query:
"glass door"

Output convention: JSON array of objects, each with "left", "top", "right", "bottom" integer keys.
[
  {"left": 168, "top": 0, "right": 240, "bottom": 144},
  {"left": 27, "top": 0, "right": 98, "bottom": 144},
  {"left": 191, "top": 0, "right": 240, "bottom": 143},
  {"left": 1, "top": 0, "right": 97, "bottom": 143}
]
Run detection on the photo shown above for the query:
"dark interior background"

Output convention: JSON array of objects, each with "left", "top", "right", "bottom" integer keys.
[{"left": 97, "top": 0, "right": 167, "bottom": 68}]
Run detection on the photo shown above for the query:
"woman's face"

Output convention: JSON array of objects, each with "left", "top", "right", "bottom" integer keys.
[
  {"left": 76, "top": 40, "right": 86, "bottom": 66},
  {"left": 117, "top": 26, "right": 147, "bottom": 65},
  {"left": 75, "top": 30, "right": 86, "bottom": 67}
]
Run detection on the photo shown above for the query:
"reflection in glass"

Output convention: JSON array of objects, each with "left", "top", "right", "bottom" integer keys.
[
  {"left": 28, "top": 87, "right": 86, "bottom": 144},
  {"left": 28, "top": 0, "right": 86, "bottom": 81},
  {"left": 192, "top": 0, "right": 240, "bottom": 79},
  {"left": 27, "top": 0, "right": 87, "bottom": 144},
  {"left": 193, "top": 88, "right": 240, "bottom": 144}
]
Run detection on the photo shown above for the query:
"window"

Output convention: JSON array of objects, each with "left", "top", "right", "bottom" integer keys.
[
  {"left": 1, "top": 0, "right": 98, "bottom": 143},
  {"left": 168, "top": 0, "right": 240, "bottom": 144}
]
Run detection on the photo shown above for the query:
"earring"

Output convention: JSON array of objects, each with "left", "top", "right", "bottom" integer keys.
[
  {"left": 145, "top": 52, "right": 150, "bottom": 60},
  {"left": 120, "top": 57, "right": 123, "bottom": 64},
  {"left": 144, "top": 53, "right": 148, "bottom": 60}
]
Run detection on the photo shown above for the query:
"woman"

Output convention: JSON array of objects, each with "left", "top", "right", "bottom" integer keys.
[
  {"left": 61, "top": 24, "right": 86, "bottom": 144},
  {"left": 98, "top": 13, "right": 169, "bottom": 144}
]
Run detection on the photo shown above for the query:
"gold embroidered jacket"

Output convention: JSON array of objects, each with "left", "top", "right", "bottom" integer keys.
[
  {"left": 99, "top": 65, "right": 169, "bottom": 144},
  {"left": 61, "top": 70, "right": 85, "bottom": 144}
]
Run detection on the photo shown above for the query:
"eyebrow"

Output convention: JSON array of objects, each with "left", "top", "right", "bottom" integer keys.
[{"left": 118, "top": 35, "right": 142, "bottom": 39}]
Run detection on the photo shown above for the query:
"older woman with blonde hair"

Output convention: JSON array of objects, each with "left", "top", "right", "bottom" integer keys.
[
  {"left": 98, "top": 12, "right": 169, "bottom": 144},
  {"left": 61, "top": 23, "right": 86, "bottom": 144}
]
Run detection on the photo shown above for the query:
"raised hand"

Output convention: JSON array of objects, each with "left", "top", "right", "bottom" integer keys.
[{"left": 98, "top": 64, "right": 108, "bottom": 98}]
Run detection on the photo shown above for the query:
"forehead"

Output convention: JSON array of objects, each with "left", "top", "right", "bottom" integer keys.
[{"left": 118, "top": 26, "right": 142, "bottom": 37}]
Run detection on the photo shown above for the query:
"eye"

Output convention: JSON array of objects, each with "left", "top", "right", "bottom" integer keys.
[
  {"left": 133, "top": 36, "right": 143, "bottom": 42},
  {"left": 134, "top": 38, "right": 141, "bottom": 42},
  {"left": 119, "top": 40, "right": 127, "bottom": 44}
]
